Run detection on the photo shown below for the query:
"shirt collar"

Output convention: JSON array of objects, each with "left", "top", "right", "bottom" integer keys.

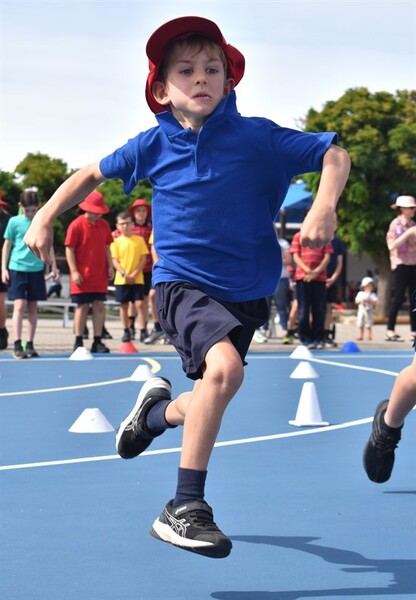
[{"left": 155, "top": 91, "right": 239, "bottom": 138}]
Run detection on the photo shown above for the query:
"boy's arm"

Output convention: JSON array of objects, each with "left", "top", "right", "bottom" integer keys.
[
  {"left": 24, "top": 162, "right": 107, "bottom": 264},
  {"left": 300, "top": 145, "right": 350, "bottom": 248},
  {"left": 65, "top": 246, "right": 83, "bottom": 286},
  {"left": 106, "top": 246, "right": 114, "bottom": 280},
  {"left": 1, "top": 239, "right": 12, "bottom": 284}
]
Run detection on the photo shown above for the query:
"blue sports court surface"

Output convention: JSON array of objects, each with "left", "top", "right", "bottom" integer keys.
[{"left": 0, "top": 349, "right": 415, "bottom": 600}]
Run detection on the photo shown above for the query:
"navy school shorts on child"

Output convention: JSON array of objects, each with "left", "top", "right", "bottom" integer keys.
[
  {"left": 155, "top": 281, "right": 269, "bottom": 380},
  {"left": 71, "top": 292, "right": 107, "bottom": 304},
  {"left": 7, "top": 269, "right": 46, "bottom": 301},
  {"left": 115, "top": 284, "right": 145, "bottom": 304}
]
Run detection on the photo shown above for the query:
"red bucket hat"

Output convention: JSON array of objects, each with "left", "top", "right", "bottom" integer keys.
[
  {"left": 145, "top": 16, "right": 245, "bottom": 114},
  {"left": 128, "top": 198, "right": 151, "bottom": 220},
  {"left": 78, "top": 191, "right": 110, "bottom": 214}
]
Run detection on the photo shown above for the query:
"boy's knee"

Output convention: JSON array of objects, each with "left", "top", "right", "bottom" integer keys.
[{"left": 205, "top": 354, "right": 244, "bottom": 393}]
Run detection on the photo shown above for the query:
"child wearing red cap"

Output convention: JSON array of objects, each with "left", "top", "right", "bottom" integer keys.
[
  {"left": 65, "top": 191, "right": 114, "bottom": 353},
  {"left": 25, "top": 16, "right": 350, "bottom": 557}
]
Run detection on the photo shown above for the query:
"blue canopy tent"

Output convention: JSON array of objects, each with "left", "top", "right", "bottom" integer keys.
[{"left": 277, "top": 181, "right": 313, "bottom": 225}]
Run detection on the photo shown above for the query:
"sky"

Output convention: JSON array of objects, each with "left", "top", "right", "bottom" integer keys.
[{"left": 0, "top": 0, "right": 415, "bottom": 174}]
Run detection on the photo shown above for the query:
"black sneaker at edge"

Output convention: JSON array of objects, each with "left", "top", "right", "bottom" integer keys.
[
  {"left": 115, "top": 377, "right": 172, "bottom": 459},
  {"left": 91, "top": 340, "right": 110, "bottom": 353},
  {"left": 363, "top": 399, "right": 402, "bottom": 483},
  {"left": 150, "top": 499, "right": 232, "bottom": 559}
]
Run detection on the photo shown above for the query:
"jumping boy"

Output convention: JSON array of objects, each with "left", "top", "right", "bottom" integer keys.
[{"left": 24, "top": 16, "right": 350, "bottom": 558}]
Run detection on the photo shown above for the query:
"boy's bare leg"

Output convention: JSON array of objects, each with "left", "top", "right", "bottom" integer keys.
[
  {"left": 12, "top": 299, "right": 26, "bottom": 341},
  {"left": 91, "top": 300, "right": 105, "bottom": 337},
  {"left": 177, "top": 337, "right": 244, "bottom": 470},
  {"left": 74, "top": 304, "right": 90, "bottom": 337},
  {"left": 26, "top": 300, "right": 38, "bottom": 341},
  {"left": 385, "top": 356, "right": 416, "bottom": 428}
]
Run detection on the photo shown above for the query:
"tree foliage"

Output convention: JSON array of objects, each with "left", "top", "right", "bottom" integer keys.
[
  {"left": 2, "top": 153, "right": 153, "bottom": 254},
  {"left": 301, "top": 88, "right": 416, "bottom": 271}
]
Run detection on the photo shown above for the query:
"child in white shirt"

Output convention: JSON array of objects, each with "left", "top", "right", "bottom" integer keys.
[{"left": 355, "top": 276, "right": 378, "bottom": 341}]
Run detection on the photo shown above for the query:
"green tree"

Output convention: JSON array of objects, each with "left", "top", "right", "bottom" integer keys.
[
  {"left": 0, "top": 170, "right": 22, "bottom": 214},
  {"left": 301, "top": 87, "right": 416, "bottom": 315},
  {"left": 15, "top": 152, "right": 70, "bottom": 202}
]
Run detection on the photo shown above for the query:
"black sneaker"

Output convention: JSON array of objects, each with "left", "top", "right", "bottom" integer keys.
[
  {"left": 102, "top": 327, "right": 113, "bottom": 340},
  {"left": 91, "top": 341, "right": 110, "bottom": 353},
  {"left": 144, "top": 328, "right": 165, "bottom": 344},
  {"left": 13, "top": 342, "right": 27, "bottom": 360},
  {"left": 128, "top": 326, "right": 136, "bottom": 340},
  {"left": 121, "top": 330, "right": 132, "bottom": 343},
  {"left": 0, "top": 328, "right": 8, "bottom": 350},
  {"left": 25, "top": 344, "right": 39, "bottom": 358},
  {"left": 150, "top": 499, "right": 232, "bottom": 559},
  {"left": 363, "top": 400, "right": 402, "bottom": 483},
  {"left": 115, "top": 377, "right": 172, "bottom": 459}
]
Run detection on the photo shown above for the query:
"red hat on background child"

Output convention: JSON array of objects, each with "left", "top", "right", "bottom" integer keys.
[
  {"left": 78, "top": 191, "right": 110, "bottom": 214},
  {"left": 128, "top": 198, "right": 151, "bottom": 220},
  {"left": 145, "top": 16, "right": 246, "bottom": 114},
  {"left": 0, "top": 191, "right": 8, "bottom": 208}
]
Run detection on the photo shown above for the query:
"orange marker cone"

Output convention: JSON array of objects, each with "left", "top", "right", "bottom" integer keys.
[{"left": 118, "top": 341, "right": 138, "bottom": 353}]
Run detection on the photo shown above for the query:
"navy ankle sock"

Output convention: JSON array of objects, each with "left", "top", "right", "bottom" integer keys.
[
  {"left": 146, "top": 399, "right": 175, "bottom": 434},
  {"left": 172, "top": 467, "right": 207, "bottom": 507}
]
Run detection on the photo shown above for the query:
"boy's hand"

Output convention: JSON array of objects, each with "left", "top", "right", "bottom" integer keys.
[
  {"left": 24, "top": 210, "right": 54, "bottom": 264},
  {"left": 300, "top": 206, "right": 336, "bottom": 248}
]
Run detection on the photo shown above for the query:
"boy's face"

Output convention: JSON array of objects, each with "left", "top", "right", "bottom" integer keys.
[
  {"left": 133, "top": 206, "right": 148, "bottom": 225},
  {"left": 21, "top": 204, "right": 38, "bottom": 219},
  {"left": 117, "top": 217, "right": 133, "bottom": 235},
  {"left": 84, "top": 211, "right": 102, "bottom": 223},
  {"left": 152, "top": 44, "right": 233, "bottom": 131}
]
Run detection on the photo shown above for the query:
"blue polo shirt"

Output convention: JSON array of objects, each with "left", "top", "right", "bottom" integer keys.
[{"left": 100, "top": 92, "right": 337, "bottom": 302}]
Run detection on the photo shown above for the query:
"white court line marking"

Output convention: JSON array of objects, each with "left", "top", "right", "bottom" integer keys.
[
  {"left": 0, "top": 353, "right": 410, "bottom": 472},
  {"left": 306, "top": 357, "right": 399, "bottom": 377},
  {"left": 0, "top": 416, "right": 376, "bottom": 472},
  {"left": 0, "top": 357, "right": 161, "bottom": 398}
]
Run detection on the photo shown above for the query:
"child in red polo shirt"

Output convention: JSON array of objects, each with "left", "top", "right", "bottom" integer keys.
[
  {"left": 290, "top": 229, "right": 333, "bottom": 349},
  {"left": 65, "top": 191, "right": 114, "bottom": 353}
]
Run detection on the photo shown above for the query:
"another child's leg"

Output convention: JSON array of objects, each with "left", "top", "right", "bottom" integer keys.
[
  {"left": 365, "top": 327, "right": 372, "bottom": 341},
  {"left": 74, "top": 303, "right": 90, "bottom": 338},
  {"left": 26, "top": 300, "right": 38, "bottom": 343},
  {"left": 91, "top": 300, "right": 105, "bottom": 338},
  {"left": 12, "top": 299, "right": 25, "bottom": 342},
  {"left": 363, "top": 354, "right": 416, "bottom": 483},
  {"left": 385, "top": 355, "right": 416, "bottom": 428}
]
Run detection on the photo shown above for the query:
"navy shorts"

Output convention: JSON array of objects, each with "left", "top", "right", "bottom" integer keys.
[
  {"left": 326, "top": 284, "right": 339, "bottom": 304},
  {"left": 115, "top": 284, "right": 145, "bottom": 304},
  {"left": 155, "top": 281, "right": 268, "bottom": 380},
  {"left": 7, "top": 269, "right": 46, "bottom": 301},
  {"left": 143, "top": 272, "right": 152, "bottom": 295},
  {"left": 71, "top": 292, "right": 107, "bottom": 305}
]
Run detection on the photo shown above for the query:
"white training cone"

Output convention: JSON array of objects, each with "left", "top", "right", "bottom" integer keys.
[
  {"left": 130, "top": 364, "right": 153, "bottom": 381},
  {"left": 69, "top": 408, "right": 114, "bottom": 433},
  {"left": 69, "top": 346, "right": 94, "bottom": 361},
  {"left": 290, "top": 345, "right": 313, "bottom": 360},
  {"left": 290, "top": 361, "right": 319, "bottom": 379},
  {"left": 289, "top": 382, "right": 329, "bottom": 427}
]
